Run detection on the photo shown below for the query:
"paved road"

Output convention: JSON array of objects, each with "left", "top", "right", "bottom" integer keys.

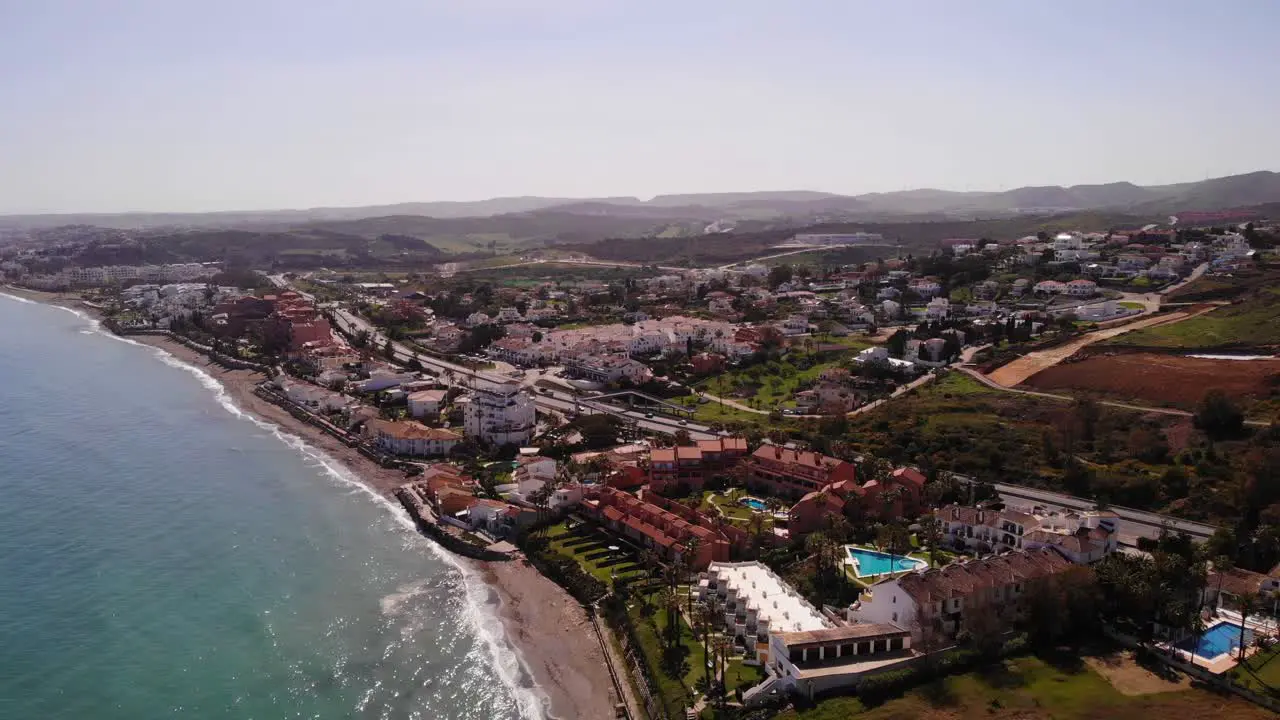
[{"left": 324, "top": 305, "right": 720, "bottom": 440}]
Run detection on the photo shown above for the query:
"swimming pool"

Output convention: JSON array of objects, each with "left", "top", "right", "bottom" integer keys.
[
  {"left": 1176, "top": 622, "right": 1252, "bottom": 660},
  {"left": 740, "top": 497, "right": 767, "bottom": 512},
  {"left": 846, "top": 547, "right": 927, "bottom": 578}
]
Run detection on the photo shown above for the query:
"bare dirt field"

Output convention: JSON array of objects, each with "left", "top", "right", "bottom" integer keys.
[
  {"left": 1022, "top": 352, "right": 1280, "bottom": 410},
  {"left": 986, "top": 308, "right": 1207, "bottom": 387},
  {"left": 1084, "top": 651, "right": 1191, "bottom": 696}
]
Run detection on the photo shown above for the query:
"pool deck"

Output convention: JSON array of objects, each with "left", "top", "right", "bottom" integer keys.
[
  {"left": 1166, "top": 622, "right": 1260, "bottom": 674},
  {"left": 843, "top": 545, "right": 929, "bottom": 579}
]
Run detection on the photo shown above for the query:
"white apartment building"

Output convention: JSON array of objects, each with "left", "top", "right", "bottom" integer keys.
[
  {"left": 700, "top": 561, "right": 915, "bottom": 702},
  {"left": 408, "top": 389, "right": 448, "bottom": 418},
  {"left": 464, "top": 378, "right": 536, "bottom": 447},
  {"left": 791, "top": 232, "right": 885, "bottom": 246},
  {"left": 697, "top": 561, "right": 831, "bottom": 663},
  {"left": 367, "top": 420, "right": 461, "bottom": 457},
  {"left": 934, "top": 504, "right": 1118, "bottom": 563}
]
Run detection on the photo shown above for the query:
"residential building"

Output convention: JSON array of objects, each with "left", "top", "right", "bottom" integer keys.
[
  {"left": 366, "top": 420, "right": 462, "bottom": 457},
  {"left": 563, "top": 354, "right": 653, "bottom": 385},
  {"left": 1064, "top": 279, "right": 1098, "bottom": 297},
  {"left": 852, "top": 548, "right": 1076, "bottom": 642},
  {"left": 697, "top": 561, "right": 831, "bottom": 663},
  {"left": 1203, "top": 566, "right": 1280, "bottom": 614},
  {"left": 934, "top": 504, "right": 1118, "bottom": 563},
  {"left": 908, "top": 279, "right": 943, "bottom": 298},
  {"left": 407, "top": 389, "right": 448, "bottom": 419},
  {"left": 354, "top": 368, "right": 418, "bottom": 393},
  {"left": 766, "top": 624, "right": 914, "bottom": 700},
  {"left": 788, "top": 467, "right": 925, "bottom": 536},
  {"left": 495, "top": 306, "right": 524, "bottom": 323},
  {"left": 745, "top": 445, "right": 856, "bottom": 500},
  {"left": 581, "top": 486, "right": 730, "bottom": 569},
  {"left": 463, "top": 378, "right": 537, "bottom": 447},
  {"left": 1033, "top": 280, "right": 1066, "bottom": 295},
  {"left": 647, "top": 437, "right": 749, "bottom": 495}
]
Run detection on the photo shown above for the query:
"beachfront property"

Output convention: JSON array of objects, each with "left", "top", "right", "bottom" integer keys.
[
  {"left": 698, "top": 561, "right": 916, "bottom": 701},
  {"left": 580, "top": 486, "right": 731, "bottom": 569},
  {"left": 935, "top": 503, "right": 1119, "bottom": 563},
  {"left": 366, "top": 420, "right": 462, "bottom": 457},
  {"left": 463, "top": 377, "right": 536, "bottom": 447},
  {"left": 647, "top": 437, "right": 750, "bottom": 495},
  {"left": 852, "top": 548, "right": 1076, "bottom": 643}
]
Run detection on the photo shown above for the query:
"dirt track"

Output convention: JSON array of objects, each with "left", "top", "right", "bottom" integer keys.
[{"left": 986, "top": 310, "right": 1204, "bottom": 387}]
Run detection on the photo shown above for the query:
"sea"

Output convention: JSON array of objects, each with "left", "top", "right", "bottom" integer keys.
[{"left": 0, "top": 293, "right": 547, "bottom": 720}]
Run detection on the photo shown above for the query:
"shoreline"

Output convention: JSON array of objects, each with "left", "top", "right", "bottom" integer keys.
[{"left": 0, "top": 286, "right": 619, "bottom": 720}]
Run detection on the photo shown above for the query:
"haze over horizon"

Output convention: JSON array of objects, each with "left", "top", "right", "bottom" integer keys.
[{"left": 3, "top": 0, "right": 1278, "bottom": 215}]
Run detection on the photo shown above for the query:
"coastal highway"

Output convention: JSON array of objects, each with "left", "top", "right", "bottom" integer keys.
[{"left": 316, "top": 301, "right": 720, "bottom": 441}]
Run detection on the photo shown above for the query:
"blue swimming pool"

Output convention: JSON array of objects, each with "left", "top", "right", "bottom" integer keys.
[
  {"left": 740, "top": 497, "right": 767, "bottom": 511},
  {"left": 1176, "top": 622, "right": 1252, "bottom": 660},
  {"left": 846, "top": 547, "right": 927, "bottom": 577}
]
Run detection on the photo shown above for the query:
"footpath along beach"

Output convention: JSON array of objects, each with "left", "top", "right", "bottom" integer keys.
[{"left": 1, "top": 286, "right": 619, "bottom": 720}]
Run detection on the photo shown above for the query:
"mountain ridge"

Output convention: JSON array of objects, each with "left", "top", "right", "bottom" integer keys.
[{"left": 3, "top": 171, "right": 1278, "bottom": 233}]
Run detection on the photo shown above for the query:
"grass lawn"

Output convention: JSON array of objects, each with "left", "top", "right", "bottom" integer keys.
[
  {"left": 541, "top": 521, "right": 644, "bottom": 588},
  {"left": 628, "top": 588, "right": 708, "bottom": 716},
  {"left": 929, "top": 371, "right": 1000, "bottom": 397},
  {"left": 678, "top": 396, "right": 780, "bottom": 430},
  {"left": 1232, "top": 644, "right": 1280, "bottom": 693},
  {"left": 1119, "top": 301, "right": 1146, "bottom": 310},
  {"left": 778, "top": 654, "right": 1273, "bottom": 720},
  {"left": 1106, "top": 288, "right": 1280, "bottom": 349},
  {"left": 724, "top": 658, "right": 767, "bottom": 694}
]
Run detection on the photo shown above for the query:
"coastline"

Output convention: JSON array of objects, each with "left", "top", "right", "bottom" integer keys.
[{"left": 0, "top": 286, "right": 619, "bottom": 720}]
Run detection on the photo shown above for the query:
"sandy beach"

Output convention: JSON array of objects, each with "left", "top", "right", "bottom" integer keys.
[{"left": 1, "top": 286, "right": 620, "bottom": 720}]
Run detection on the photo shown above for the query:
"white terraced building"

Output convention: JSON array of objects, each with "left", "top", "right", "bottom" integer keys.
[
  {"left": 699, "top": 562, "right": 917, "bottom": 703},
  {"left": 698, "top": 561, "right": 830, "bottom": 664}
]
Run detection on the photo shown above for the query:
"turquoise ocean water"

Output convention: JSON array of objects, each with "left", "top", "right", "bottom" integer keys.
[{"left": 0, "top": 294, "right": 546, "bottom": 720}]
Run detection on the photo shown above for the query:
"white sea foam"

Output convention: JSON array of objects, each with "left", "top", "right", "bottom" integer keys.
[
  {"left": 0, "top": 289, "right": 37, "bottom": 304},
  {"left": 42, "top": 301, "right": 552, "bottom": 720}
]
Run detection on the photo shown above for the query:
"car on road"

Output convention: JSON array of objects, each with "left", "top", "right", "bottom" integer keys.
[
  {"left": 644, "top": 412, "right": 654, "bottom": 418},
  {"left": 678, "top": 420, "right": 688, "bottom": 425}
]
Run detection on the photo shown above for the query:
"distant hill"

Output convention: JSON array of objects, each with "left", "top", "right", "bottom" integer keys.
[{"left": 6, "top": 170, "right": 1280, "bottom": 257}]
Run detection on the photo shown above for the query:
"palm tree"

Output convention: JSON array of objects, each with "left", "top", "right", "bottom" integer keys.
[
  {"left": 919, "top": 515, "right": 943, "bottom": 568},
  {"left": 746, "top": 512, "right": 766, "bottom": 559},
  {"left": 713, "top": 634, "right": 732, "bottom": 711},
  {"left": 1239, "top": 591, "right": 1260, "bottom": 662},
  {"left": 639, "top": 549, "right": 659, "bottom": 581},
  {"left": 657, "top": 586, "right": 681, "bottom": 649},
  {"left": 880, "top": 485, "right": 907, "bottom": 521},
  {"left": 1211, "top": 555, "right": 1233, "bottom": 613}
]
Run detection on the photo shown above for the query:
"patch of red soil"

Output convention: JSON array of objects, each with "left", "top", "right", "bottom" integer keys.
[{"left": 1022, "top": 352, "right": 1280, "bottom": 410}]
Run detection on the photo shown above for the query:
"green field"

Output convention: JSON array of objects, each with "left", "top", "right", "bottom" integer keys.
[
  {"left": 692, "top": 354, "right": 858, "bottom": 411},
  {"left": 777, "top": 654, "right": 1271, "bottom": 720},
  {"left": 1106, "top": 289, "right": 1280, "bottom": 349}
]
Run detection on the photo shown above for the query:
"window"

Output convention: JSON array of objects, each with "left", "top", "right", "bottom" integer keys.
[
  {"left": 892, "top": 612, "right": 898, "bottom": 622},
  {"left": 892, "top": 595, "right": 896, "bottom": 604}
]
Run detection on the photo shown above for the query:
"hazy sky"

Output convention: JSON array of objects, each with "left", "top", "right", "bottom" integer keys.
[{"left": 2, "top": 0, "right": 1278, "bottom": 214}]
